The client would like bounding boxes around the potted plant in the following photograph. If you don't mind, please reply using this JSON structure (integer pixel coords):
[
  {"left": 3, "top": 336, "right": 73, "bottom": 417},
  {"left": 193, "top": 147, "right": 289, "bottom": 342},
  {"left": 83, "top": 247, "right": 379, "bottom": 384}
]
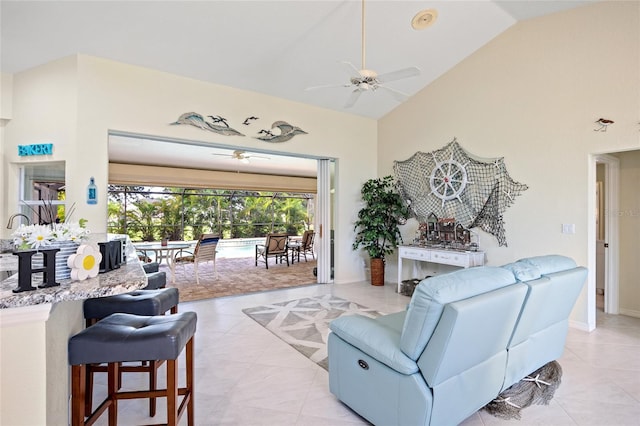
[{"left": 353, "top": 175, "right": 409, "bottom": 286}]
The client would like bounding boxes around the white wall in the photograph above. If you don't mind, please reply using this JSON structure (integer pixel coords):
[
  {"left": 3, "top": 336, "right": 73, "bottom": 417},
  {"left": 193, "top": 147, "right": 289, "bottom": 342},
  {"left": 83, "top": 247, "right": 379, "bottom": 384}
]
[
  {"left": 3, "top": 55, "right": 377, "bottom": 283},
  {"left": 616, "top": 150, "right": 640, "bottom": 317},
  {"left": 378, "top": 1, "right": 640, "bottom": 328},
  {"left": 1, "top": 72, "right": 15, "bottom": 226}
]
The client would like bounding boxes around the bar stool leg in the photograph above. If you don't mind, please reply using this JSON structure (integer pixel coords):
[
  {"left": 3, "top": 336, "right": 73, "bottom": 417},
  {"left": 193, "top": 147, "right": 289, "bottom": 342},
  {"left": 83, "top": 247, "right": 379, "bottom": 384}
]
[
  {"left": 167, "top": 359, "right": 178, "bottom": 426},
  {"left": 71, "top": 365, "right": 86, "bottom": 426},
  {"left": 149, "top": 360, "right": 158, "bottom": 417},
  {"left": 84, "top": 364, "right": 93, "bottom": 416},
  {"left": 108, "top": 363, "right": 118, "bottom": 426},
  {"left": 187, "top": 337, "right": 195, "bottom": 426}
]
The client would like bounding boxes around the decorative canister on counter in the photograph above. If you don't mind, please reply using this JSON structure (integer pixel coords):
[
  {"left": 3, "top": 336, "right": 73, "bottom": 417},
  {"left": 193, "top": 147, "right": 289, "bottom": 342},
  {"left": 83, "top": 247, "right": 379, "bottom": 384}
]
[{"left": 52, "top": 241, "right": 81, "bottom": 281}]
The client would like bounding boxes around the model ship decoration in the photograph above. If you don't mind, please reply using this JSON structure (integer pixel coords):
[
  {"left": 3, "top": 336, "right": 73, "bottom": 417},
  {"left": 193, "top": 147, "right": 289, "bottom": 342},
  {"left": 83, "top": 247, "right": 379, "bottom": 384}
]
[
  {"left": 414, "top": 216, "right": 478, "bottom": 251},
  {"left": 394, "top": 138, "right": 528, "bottom": 247},
  {"left": 170, "top": 112, "right": 245, "bottom": 136},
  {"left": 254, "top": 121, "right": 307, "bottom": 143}
]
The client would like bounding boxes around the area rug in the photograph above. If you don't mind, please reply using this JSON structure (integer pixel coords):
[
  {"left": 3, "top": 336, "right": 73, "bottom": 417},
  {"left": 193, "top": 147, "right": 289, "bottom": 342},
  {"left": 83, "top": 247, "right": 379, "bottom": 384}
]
[
  {"left": 243, "top": 295, "right": 383, "bottom": 370},
  {"left": 166, "top": 256, "right": 318, "bottom": 302}
]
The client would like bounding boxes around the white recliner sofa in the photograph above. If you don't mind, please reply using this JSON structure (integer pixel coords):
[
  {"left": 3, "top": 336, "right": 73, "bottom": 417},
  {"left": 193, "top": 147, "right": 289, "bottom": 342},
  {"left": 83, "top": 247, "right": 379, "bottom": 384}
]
[{"left": 328, "top": 255, "right": 586, "bottom": 426}]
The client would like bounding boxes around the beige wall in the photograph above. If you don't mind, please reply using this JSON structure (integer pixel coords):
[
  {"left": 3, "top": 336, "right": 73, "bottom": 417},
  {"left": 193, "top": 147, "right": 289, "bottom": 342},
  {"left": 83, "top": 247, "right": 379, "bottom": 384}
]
[
  {"left": 616, "top": 150, "right": 640, "bottom": 317},
  {"left": 379, "top": 1, "right": 640, "bottom": 328},
  {"left": 2, "top": 1, "right": 638, "bottom": 324},
  {"left": 3, "top": 55, "right": 377, "bottom": 283}
]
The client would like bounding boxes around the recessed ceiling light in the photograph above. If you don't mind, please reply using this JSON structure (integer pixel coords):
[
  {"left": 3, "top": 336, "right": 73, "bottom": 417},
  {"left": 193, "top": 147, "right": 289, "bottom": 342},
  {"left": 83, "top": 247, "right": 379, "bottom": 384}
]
[{"left": 411, "top": 8, "right": 438, "bottom": 30}]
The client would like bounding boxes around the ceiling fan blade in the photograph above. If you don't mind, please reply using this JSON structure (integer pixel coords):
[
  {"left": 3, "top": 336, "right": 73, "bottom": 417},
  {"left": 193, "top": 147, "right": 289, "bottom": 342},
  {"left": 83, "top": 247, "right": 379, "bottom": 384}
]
[
  {"left": 247, "top": 155, "right": 270, "bottom": 161},
  {"left": 376, "top": 66, "right": 420, "bottom": 83},
  {"left": 211, "top": 153, "right": 232, "bottom": 158},
  {"left": 344, "top": 89, "right": 363, "bottom": 108},
  {"left": 304, "top": 83, "right": 351, "bottom": 91},
  {"left": 341, "top": 61, "right": 363, "bottom": 78},
  {"left": 377, "top": 85, "right": 410, "bottom": 103}
]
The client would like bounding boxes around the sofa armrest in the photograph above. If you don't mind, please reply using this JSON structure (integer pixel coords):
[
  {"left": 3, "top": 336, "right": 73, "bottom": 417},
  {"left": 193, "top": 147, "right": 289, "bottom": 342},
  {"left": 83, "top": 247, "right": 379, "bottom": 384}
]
[{"left": 330, "top": 315, "right": 418, "bottom": 375}]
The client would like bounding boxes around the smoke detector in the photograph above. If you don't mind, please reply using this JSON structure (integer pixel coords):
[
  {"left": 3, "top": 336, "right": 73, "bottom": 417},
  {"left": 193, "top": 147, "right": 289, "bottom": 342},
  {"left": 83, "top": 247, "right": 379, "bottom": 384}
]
[{"left": 411, "top": 8, "right": 438, "bottom": 30}]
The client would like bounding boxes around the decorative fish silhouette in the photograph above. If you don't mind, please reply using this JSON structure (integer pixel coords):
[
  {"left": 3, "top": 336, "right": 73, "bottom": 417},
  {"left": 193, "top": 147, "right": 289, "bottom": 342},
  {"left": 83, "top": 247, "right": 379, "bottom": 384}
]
[
  {"left": 170, "top": 112, "right": 245, "bottom": 136},
  {"left": 254, "top": 121, "right": 307, "bottom": 143}
]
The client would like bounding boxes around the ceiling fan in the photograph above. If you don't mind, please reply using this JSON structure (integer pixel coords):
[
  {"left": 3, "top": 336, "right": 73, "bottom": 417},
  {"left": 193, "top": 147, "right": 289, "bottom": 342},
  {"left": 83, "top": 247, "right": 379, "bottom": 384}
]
[
  {"left": 305, "top": 0, "right": 421, "bottom": 108},
  {"left": 211, "top": 150, "right": 270, "bottom": 164}
]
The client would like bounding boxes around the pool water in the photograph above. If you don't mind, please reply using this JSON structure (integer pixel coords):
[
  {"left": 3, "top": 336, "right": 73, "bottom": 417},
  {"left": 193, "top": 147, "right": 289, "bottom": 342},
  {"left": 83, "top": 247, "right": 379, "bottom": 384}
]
[{"left": 216, "top": 238, "right": 265, "bottom": 259}]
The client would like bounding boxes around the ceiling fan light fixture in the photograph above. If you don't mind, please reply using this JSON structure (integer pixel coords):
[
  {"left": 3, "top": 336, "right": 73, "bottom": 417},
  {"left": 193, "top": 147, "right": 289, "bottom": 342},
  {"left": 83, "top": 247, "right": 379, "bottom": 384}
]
[
  {"left": 411, "top": 8, "right": 438, "bottom": 30},
  {"left": 360, "top": 69, "right": 377, "bottom": 78}
]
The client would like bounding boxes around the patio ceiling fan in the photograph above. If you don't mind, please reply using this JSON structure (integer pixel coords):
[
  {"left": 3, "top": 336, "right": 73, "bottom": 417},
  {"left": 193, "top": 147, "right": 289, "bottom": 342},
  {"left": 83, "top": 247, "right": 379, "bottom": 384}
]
[
  {"left": 211, "top": 150, "right": 270, "bottom": 164},
  {"left": 305, "top": 0, "right": 421, "bottom": 108}
]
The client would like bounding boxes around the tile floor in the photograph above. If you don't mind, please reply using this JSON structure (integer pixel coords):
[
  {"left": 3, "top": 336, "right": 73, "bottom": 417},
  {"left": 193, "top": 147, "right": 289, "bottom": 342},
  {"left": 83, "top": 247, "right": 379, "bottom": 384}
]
[{"left": 93, "top": 282, "right": 640, "bottom": 425}]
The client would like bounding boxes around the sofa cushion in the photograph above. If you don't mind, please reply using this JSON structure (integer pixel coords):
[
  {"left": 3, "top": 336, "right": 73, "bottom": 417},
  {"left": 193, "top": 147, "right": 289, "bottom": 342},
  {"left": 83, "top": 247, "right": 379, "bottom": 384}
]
[
  {"left": 501, "top": 261, "right": 541, "bottom": 281},
  {"left": 330, "top": 313, "right": 418, "bottom": 375},
  {"left": 518, "top": 255, "right": 577, "bottom": 275},
  {"left": 400, "top": 266, "right": 517, "bottom": 360}
]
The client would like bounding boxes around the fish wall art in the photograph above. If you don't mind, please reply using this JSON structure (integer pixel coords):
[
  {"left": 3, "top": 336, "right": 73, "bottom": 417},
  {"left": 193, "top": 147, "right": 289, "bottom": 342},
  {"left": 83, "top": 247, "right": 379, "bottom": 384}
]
[{"left": 170, "top": 113, "right": 308, "bottom": 143}]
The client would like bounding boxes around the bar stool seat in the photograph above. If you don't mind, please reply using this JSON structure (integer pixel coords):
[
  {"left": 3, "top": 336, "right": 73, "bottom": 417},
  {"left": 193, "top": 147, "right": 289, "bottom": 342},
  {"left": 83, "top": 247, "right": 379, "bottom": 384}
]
[
  {"left": 84, "top": 288, "right": 179, "bottom": 321},
  {"left": 83, "top": 288, "right": 180, "bottom": 418},
  {"left": 69, "top": 312, "right": 197, "bottom": 426}
]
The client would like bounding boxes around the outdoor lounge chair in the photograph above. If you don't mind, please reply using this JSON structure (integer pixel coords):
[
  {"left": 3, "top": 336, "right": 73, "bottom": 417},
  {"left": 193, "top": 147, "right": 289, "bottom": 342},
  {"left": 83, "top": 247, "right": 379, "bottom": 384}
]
[
  {"left": 290, "top": 230, "right": 315, "bottom": 263},
  {"left": 255, "top": 233, "right": 289, "bottom": 269},
  {"left": 175, "top": 233, "right": 219, "bottom": 284}
]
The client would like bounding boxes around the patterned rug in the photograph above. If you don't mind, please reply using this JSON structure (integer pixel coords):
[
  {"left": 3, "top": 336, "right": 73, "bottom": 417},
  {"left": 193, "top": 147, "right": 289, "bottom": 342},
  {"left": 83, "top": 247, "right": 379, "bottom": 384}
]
[
  {"left": 243, "top": 295, "right": 383, "bottom": 370},
  {"left": 165, "top": 256, "right": 318, "bottom": 302}
]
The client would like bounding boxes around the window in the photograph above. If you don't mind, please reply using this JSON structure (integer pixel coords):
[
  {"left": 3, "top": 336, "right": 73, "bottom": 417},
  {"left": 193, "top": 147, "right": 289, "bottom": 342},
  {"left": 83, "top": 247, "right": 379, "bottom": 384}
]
[{"left": 18, "top": 162, "right": 67, "bottom": 224}]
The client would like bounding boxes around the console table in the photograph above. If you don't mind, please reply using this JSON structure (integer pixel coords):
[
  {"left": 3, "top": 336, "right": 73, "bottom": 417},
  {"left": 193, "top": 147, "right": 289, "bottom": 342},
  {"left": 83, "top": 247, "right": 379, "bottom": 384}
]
[{"left": 397, "top": 245, "right": 485, "bottom": 293}]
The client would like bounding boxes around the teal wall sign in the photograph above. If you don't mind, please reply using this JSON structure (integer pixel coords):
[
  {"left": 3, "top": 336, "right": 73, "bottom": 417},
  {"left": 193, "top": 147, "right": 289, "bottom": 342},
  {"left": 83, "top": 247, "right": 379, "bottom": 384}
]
[{"left": 18, "top": 143, "right": 53, "bottom": 156}]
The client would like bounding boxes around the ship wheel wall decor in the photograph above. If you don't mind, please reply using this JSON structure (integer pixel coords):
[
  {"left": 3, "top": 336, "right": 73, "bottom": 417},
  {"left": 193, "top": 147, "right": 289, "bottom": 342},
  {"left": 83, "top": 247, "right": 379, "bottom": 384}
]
[{"left": 393, "top": 139, "right": 528, "bottom": 246}]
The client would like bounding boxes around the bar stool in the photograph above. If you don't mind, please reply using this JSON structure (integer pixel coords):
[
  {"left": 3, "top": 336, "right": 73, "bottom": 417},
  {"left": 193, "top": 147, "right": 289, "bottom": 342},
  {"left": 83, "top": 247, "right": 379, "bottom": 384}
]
[
  {"left": 69, "top": 311, "right": 197, "bottom": 426},
  {"left": 83, "top": 288, "right": 180, "bottom": 417},
  {"left": 143, "top": 262, "right": 167, "bottom": 290}
]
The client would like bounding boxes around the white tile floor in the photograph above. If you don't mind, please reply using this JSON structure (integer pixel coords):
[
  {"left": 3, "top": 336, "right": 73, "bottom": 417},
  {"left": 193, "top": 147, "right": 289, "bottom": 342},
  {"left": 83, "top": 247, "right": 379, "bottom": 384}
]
[{"left": 93, "top": 282, "right": 640, "bottom": 425}]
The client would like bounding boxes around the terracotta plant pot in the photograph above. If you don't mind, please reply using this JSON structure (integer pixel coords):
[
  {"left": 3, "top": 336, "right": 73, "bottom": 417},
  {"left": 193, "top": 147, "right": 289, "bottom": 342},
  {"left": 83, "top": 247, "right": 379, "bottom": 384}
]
[{"left": 370, "top": 258, "right": 385, "bottom": 286}]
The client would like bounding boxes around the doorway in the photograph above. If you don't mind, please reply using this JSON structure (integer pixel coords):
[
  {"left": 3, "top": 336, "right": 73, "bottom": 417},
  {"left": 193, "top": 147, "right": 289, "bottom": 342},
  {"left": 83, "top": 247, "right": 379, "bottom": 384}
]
[
  {"left": 107, "top": 131, "right": 335, "bottom": 284},
  {"left": 588, "top": 154, "right": 620, "bottom": 328}
]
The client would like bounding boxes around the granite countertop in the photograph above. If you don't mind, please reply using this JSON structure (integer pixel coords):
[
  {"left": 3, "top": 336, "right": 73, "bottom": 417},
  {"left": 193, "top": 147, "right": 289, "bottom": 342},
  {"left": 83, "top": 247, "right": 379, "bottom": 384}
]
[{"left": 0, "top": 233, "right": 147, "bottom": 309}]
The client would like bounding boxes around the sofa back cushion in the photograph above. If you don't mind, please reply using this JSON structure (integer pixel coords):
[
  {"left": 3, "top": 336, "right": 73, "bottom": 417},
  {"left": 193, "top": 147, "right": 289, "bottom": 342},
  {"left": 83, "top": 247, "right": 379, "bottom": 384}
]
[
  {"left": 417, "top": 283, "right": 528, "bottom": 426},
  {"left": 400, "top": 266, "right": 516, "bottom": 360},
  {"left": 518, "top": 254, "right": 577, "bottom": 275}
]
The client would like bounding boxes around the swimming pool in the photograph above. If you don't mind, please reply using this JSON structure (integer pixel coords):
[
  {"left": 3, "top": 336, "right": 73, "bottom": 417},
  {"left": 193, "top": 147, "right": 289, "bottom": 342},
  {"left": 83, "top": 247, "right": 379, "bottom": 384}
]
[{"left": 216, "top": 237, "right": 266, "bottom": 259}]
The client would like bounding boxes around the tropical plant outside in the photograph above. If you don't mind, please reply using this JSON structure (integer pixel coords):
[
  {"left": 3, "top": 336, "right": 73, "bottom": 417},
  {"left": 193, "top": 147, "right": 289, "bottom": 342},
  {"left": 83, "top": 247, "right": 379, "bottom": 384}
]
[{"left": 107, "top": 185, "right": 314, "bottom": 242}]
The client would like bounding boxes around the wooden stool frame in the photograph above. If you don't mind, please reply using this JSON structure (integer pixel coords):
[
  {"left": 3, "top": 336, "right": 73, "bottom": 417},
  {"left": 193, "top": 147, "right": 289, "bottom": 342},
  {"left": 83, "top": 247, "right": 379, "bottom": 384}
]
[
  {"left": 84, "top": 305, "right": 178, "bottom": 417},
  {"left": 71, "top": 333, "right": 194, "bottom": 426}
]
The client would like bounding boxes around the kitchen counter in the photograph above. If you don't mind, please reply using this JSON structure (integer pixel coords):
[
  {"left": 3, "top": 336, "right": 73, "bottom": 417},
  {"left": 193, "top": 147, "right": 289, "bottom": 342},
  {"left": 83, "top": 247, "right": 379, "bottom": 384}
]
[
  {"left": 0, "top": 233, "right": 146, "bottom": 309},
  {"left": 0, "top": 253, "right": 146, "bottom": 309},
  {"left": 0, "top": 234, "right": 148, "bottom": 425}
]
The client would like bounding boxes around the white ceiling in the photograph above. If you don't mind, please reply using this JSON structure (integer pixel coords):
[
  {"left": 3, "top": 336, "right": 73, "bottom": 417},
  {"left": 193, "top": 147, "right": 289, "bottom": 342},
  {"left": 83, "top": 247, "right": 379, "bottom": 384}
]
[
  {"left": 1, "top": 0, "right": 596, "bottom": 177},
  {"left": 109, "top": 134, "right": 319, "bottom": 177}
]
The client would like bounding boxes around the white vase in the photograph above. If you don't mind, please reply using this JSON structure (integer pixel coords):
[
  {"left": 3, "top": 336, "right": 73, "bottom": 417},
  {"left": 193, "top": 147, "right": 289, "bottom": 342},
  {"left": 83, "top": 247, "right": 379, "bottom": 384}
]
[{"left": 52, "top": 241, "right": 80, "bottom": 281}]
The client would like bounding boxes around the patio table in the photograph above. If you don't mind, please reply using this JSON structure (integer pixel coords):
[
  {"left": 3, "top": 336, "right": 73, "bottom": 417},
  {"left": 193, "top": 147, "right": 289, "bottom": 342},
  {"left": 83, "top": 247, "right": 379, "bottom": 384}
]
[{"left": 133, "top": 242, "right": 191, "bottom": 283}]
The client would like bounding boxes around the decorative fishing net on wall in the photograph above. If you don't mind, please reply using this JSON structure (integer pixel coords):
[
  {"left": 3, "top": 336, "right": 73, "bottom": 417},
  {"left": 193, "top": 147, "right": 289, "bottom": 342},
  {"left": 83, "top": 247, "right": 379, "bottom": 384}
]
[{"left": 393, "top": 139, "right": 528, "bottom": 246}]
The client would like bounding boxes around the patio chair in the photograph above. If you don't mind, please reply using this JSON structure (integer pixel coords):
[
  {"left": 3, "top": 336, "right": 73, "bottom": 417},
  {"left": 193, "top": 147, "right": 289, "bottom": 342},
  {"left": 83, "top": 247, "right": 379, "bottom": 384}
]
[
  {"left": 290, "top": 230, "right": 315, "bottom": 263},
  {"left": 175, "top": 234, "right": 219, "bottom": 284},
  {"left": 255, "top": 233, "right": 290, "bottom": 269}
]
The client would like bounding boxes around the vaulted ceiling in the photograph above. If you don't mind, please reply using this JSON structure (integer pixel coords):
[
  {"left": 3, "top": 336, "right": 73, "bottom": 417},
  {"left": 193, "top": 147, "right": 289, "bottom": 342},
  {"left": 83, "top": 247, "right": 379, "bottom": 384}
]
[
  {"left": 1, "top": 1, "right": 596, "bottom": 177},
  {"left": 1, "top": 1, "right": 596, "bottom": 119}
]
